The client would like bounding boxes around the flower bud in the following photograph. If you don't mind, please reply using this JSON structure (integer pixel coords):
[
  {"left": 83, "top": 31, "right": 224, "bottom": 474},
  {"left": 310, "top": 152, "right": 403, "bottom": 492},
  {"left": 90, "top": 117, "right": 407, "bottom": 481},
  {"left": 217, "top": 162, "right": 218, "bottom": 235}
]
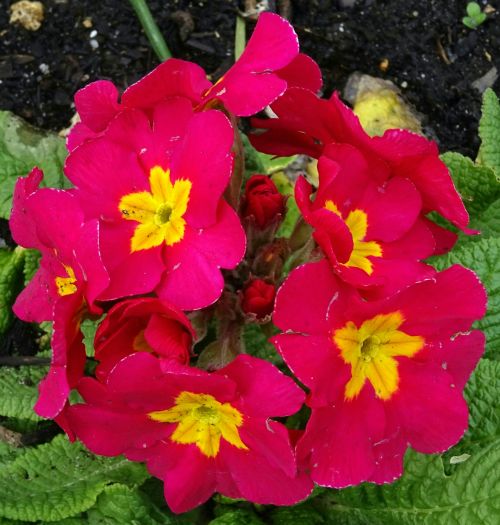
[
  {"left": 94, "top": 298, "right": 194, "bottom": 380},
  {"left": 242, "top": 175, "right": 286, "bottom": 229},
  {"left": 241, "top": 279, "right": 276, "bottom": 319}
]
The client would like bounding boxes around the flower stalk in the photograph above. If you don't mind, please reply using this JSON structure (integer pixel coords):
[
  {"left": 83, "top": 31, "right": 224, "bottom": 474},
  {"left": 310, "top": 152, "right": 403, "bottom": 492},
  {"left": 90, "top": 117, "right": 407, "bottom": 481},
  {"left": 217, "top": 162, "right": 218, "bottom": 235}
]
[{"left": 128, "top": 0, "right": 172, "bottom": 61}]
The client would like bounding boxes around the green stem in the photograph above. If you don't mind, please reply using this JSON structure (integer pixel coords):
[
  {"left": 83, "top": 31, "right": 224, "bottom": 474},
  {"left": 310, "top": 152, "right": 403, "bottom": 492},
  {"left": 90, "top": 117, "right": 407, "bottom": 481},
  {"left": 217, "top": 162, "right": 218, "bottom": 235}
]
[
  {"left": 128, "top": 0, "right": 172, "bottom": 61},
  {"left": 234, "top": 15, "right": 246, "bottom": 61}
]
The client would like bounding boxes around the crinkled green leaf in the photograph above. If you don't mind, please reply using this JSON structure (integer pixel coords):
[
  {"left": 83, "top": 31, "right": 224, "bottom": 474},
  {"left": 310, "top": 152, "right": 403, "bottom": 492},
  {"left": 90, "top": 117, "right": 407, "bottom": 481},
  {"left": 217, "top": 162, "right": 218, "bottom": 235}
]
[
  {"left": 479, "top": 88, "right": 500, "bottom": 175},
  {"left": 23, "top": 249, "right": 41, "bottom": 286},
  {"left": 209, "top": 508, "right": 265, "bottom": 525},
  {"left": 0, "top": 246, "right": 25, "bottom": 336},
  {"left": 432, "top": 237, "right": 499, "bottom": 358},
  {"left": 243, "top": 324, "right": 282, "bottom": 366},
  {"left": 441, "top": 152, "right": 500, "bottom": 216},
  {"left": 0, "top": 111, "right": 69, "bottom": 220},
  {"left": 469, "top": 198, "right": 500, "bottom": 239},
  {"left": 0, "top": 363, "right": 46, "bottom": 421},
  {"left": 268, "top": 501, "right": 325, "bottom": 524},
  {"left": 320, "top": 439, "right": 500, "bottom": 525},
  {"left": 0, "top": 435, "right": 148, "bottom": 522},
  {"left": 444, "top": 359, "right": 500, "bottom": 470},
  {"left": 87, "top": 484, "right": 176, "bottom": 525}
]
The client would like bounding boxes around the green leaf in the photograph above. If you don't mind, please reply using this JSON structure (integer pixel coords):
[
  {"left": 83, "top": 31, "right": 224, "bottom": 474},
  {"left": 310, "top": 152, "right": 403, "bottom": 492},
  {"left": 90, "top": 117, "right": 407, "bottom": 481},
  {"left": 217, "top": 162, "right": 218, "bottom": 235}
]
[
  {"left": 321, "top": 439, "right": 500, "bottom": 525},
  {"left": 444, "top": 359, "right": 500, "bottom": 469},
  {"left": 259, "top": 153, "right": 298, "bottom": 174},
  {"left": 432, "top": 237, "right": 499, "bottom": 358},
  {"left": 0, "top": 363, "right": 47, "bottom": 421},
  {"left": 209, "top": 508, "right": 265, "bottom": 525},
  {"left": 268, "top": 501, "right": 325, "bottom": 525},
  {"left": 23, "top": 249, "right": 41, "bottom": 286},
  {"left": 242, "top": 132, "right": 297, "bottom": 179},
  {"left": 0, "top": 435, "right": 148, "bottom": 522},
  {"left": 87, "top": 484, "right": 177, "bottom": 525},
  {"left": 469, "top": 198, "right": 500, "bottom": 239},
  {"left": 242, "top": 133, "right": 266, "bottom": 184},
  {"left": 0, "top": 246, "right": 26, "bottom": 336},
  {"left": 479, "top": 89, "right": 500, "bottom": 175},
  {"left": 0, "top": 111, "right": 69, "bottom": 220},
  {"left": 440, "top": 152, "right": 500, "bottom": 217},
  {"left": 243, "top": 324, "right": 282, "bottom": 366},
  {"left": 81, "top": 317, "right": 102, "bottom": 358},
  {"left": 277, "top": 195, "right": 300, "bottom": 239},
  {"left": 467, "top": 2, "right": 482, "bottom": 17}
]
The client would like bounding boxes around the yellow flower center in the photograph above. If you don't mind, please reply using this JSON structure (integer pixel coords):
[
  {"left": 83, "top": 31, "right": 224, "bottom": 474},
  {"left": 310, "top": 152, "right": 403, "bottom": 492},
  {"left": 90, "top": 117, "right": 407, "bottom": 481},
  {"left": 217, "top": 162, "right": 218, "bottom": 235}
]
[
  {"left": 333, "top": 311, "right": 424, "bottom": 401},
  {"left": 148, "top": 392, "right": 248, "bottom": 458},
  {"left": 119, "top": 166, "right": 192, "bottom": 252},
  {"left": 55, "top": 264, "right": 78, "bottom": 297},
  {"left": 324, "top": 200, "right": 382, "bottom": 274}
]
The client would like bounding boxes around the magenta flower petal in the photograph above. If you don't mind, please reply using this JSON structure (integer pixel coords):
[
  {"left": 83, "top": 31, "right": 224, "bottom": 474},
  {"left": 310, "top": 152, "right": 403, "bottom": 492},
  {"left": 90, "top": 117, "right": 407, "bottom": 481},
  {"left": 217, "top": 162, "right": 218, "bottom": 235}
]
[
  {"left": 65, "top": 140, "right": 148, "bottom": 220},
  {"left": 223, "top": 420, "right": 313, "bottom": 505},
  {"left": 9, "top": 167, "right": 44, "bottom": 249},
  {"left": 372, "top": 129, "right": 470, "bottom": 231},
  {"left": 433, "top": 331, "right": 485, "bottom": 390},
  {"left": 66, "top": 405, "right": 170, "bottom": 456},
  {"left": 170, "top": 110, "right": 234, "bottom": 228},
  {"left": 389, "top": 360, "right": 469, "bottom": 454},
  {"left": 66, "top": 122, "right": 97, "bottom": 152},
  {"left": 158, "top": 202, "right": 245, "bottom": 310},
  {"left": 152, "top": 98, "right": 195, "bottom": 149},
  {"left": 121, "top": 58, "right": 210, "bottom": 110},
  {"left": 74, "top": 80, "right": 120, "bottom": 133},
  {"left": 97, "top": 222, "right": 164, "bottom": 300},
  {"left": 157, "top": 230, "right": 225, "bottom": 311},
  {"left": 392, "top": 265, "right": 487, "bottom": 338},
  {"left": 217, "top": 354, "right": 304, "bottom": 418},
  {"left": 73, "top": 220, "right": 110, "bottom": 312},
  {"left": 273, "top": 259, "right": 345, "bottom": 335},
  {"left": 13, "top": 258, "right": 58, "bottom": 323},
  {"left": 297, "top": 389, "right": 386, "bottom": 488},
  {"left": 203, "top": 12, "right": 299, "bottom": 116},
  {"left": 160, "top": 442, "right": 217, "bottom": 514},
  {"left": 276, "top": 53, "right": 323, "bottom": 93},
  {"left": 273, "top": 333, "right": 350, "bottom": 408},
  {"left": 367, "top": 424, "right": 407, "bottom": 484},
  {"left": 35, "top": 293, "right": 86, "bottom": 419}
]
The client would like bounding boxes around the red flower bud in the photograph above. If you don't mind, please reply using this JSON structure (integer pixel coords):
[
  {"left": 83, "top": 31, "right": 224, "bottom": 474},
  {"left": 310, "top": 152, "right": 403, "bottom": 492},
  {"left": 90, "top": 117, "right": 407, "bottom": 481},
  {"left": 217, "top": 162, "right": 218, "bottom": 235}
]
[
  {"left": 241, "top": 279, "right": 276, "bottom": 319},
  {"left": 242, "top": 175, "right": 285, "bottom": 229},
  {"left": 94, "top": 298, "right": 194, "bottom": 381}
]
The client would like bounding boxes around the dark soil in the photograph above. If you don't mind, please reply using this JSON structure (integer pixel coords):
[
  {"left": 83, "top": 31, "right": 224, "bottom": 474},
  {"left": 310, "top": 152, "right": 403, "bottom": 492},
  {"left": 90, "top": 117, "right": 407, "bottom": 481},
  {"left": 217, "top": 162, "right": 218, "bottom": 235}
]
[{"left": 1, "top": 0, "right": 499, "bottom": 157}]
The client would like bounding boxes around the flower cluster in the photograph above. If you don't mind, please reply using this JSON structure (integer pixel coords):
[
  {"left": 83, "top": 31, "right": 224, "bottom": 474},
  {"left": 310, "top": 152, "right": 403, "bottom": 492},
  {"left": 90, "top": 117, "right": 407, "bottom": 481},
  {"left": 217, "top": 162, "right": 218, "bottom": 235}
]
[{"left": 10, "top": 12, "right": 486, "bottom": 514}]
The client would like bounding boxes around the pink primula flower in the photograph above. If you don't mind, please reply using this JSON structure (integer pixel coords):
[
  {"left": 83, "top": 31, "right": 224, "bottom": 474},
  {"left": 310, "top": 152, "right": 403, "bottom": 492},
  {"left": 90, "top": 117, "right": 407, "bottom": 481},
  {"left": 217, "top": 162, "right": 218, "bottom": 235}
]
[
  {"left": 65, "top": 104, "right": 245, "bottom": 310},
  {"left": 272, "top": 259, "right": 486, "bottom": 488},
  {"left": 9, "top": 168, "right": 109, "bottom": 419},
  {"left": 68, "top": 13, "right": 321, "bottom": 150},
  {"left": 251, "top": 88, "right": 472, "bottom": 241},
  {"left": 94, "top": 297, "right": 194, "bottom": 381},
  {"left": 63, "top": 352, "right": 313, "bottom": 513},
  {"left": 296, "top": 143, "right": 437, "bottom": 296}
]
